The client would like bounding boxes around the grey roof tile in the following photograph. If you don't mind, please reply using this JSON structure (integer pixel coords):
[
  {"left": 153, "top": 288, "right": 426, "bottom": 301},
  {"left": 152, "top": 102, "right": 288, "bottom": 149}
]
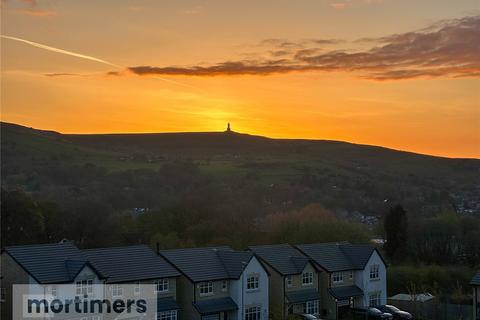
[
  {"left": 296, "top": 242, "right": 382, "bottom": 272},
  {"left": 248, "top": 244, "right": 310, "bottom": 276},
  {"left": 4, "top": 241, "right": 99, "bottom": 284},
  {"left": 159, "top": 247, "right": 253, "bottom": 282},
  {"left": 83, "top": 245, "right": 180, "bottom": 283}
]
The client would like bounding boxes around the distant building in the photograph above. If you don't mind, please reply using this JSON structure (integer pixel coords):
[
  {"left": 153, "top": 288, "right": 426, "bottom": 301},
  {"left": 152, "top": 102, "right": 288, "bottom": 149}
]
[{"left": 472, "top": 272, "right": 480, "bottom": 320}]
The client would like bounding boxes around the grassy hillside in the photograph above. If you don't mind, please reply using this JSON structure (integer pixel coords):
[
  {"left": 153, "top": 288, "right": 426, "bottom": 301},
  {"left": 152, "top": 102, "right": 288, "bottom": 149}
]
[{"left": 1, "top": 121, "right": 479, "bottom": 220}]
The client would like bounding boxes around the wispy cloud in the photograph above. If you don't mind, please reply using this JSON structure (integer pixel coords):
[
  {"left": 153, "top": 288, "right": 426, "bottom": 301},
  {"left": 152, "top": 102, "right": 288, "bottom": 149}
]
[
  {"left": 20, "top": 8, "right": 56, "bottom": 17},
  {"left": 120, "top": 16, "right": 480, "bottom": 81},
  {"left": 1, "top": 35, "right": 121, "bottom": 67},
  {"left": 329, "top": 0, "right": 385, "bottom": 10}
]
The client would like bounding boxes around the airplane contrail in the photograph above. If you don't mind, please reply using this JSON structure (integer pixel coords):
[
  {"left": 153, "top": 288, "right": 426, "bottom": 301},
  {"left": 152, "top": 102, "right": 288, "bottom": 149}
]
[
  {"left": 1, "top": 34, "right": 201, "bottom": 91},
  {"left": 1, "top": 35, "right": 122, "bottom": 68}
]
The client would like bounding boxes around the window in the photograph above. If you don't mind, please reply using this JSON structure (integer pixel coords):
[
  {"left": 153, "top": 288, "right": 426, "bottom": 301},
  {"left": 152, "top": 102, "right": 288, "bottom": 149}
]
[
  {"left": 157, "top": 310, "right": 177, "bottom": 320},
  {"left": 332, "top": 272, "right": 343, "bottom": 283},
  {"left": 0, "top": 288, "right": 6, "bottom": 302},
  {"left": 134, "top": 282, "right": 140, "bottom": 295},
  {"left": 369, "top": 292, "right": 381, "bottom": 306},
  {"left": 50, "top": 286, "right": 57, "bottom": 297},
  {"left": 370, "top": 265, "right": 380, "bottom": 280},
  {"left": 76, "top": 279, "right": 93, "bottom": 296},
  {"left": 247, "top": 274, "right": 259, "bottom": 291},
  {"left": 245, "top": 305, "right": 261, "bottom": 320},
  {"left": 302, "top": 272, "right": 313, "bottom": 286},
  {"left": 286, "top": 276, "right": 293, "bottom": 288},
  {"left": 222, "top": 280, "right": 228, "bottom": 292},
  {"left": 349, "top": 271, "right": 354, "bottom": 280},
  {"left": 156, "top": 279, "right": 169, "bottom": 293},
  {"left": 199, "top": 282, "right": 213, "bottom": 296},
  {"left": 304, "top": 300, "right": 319, "bottom": 315},
  {"left": 111, "top": 284, "right": 123, "bottom": 297}
]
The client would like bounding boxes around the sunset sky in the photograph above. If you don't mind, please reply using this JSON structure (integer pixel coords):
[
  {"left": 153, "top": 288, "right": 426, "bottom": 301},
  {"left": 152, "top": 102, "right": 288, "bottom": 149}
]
[{"left": 1, "top": 0, "right": 479, "bottom": 158}]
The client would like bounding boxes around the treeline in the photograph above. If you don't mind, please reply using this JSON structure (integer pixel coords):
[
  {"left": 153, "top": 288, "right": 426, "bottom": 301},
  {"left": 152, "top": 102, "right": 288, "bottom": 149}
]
[
  {"left": 0, "top": 190, "right": 371, "bottom": 250},
  {"left": 383, "top": 205, "right": 480, "bottom": 267}
]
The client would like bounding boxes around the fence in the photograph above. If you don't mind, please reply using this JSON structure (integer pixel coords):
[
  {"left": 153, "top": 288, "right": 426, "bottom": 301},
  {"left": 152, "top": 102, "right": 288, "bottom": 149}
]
[{"left": 388, "top": 299, "right": 473, "bottom": 320}]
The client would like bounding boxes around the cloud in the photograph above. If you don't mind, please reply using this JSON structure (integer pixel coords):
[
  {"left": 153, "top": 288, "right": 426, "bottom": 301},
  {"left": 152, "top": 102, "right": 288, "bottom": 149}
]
[
  {"left": 21, "top": 8, "right": 56, "bottom": 17},
  {"left": 329, "top": 0, "right": 385, "bottom": 10},
  {"left": 122, "top": 16, "right": 480, "bottom": 81}
]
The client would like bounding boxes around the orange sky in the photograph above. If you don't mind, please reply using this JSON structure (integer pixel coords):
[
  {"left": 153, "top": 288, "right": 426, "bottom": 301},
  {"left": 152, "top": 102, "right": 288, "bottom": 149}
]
[{"left": 1, "top": 0, "right": 479, "bottom": 158}]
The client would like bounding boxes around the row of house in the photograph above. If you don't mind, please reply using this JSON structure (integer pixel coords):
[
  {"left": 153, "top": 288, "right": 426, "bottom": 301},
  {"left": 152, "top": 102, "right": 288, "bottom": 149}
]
[{"left": 0, "top": 240, "right": 387, "bottom": 320}]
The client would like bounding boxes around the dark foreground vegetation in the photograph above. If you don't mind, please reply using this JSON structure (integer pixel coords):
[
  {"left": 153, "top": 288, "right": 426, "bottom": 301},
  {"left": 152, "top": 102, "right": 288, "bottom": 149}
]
[{"left": 1, "top": 122, "right": 479, "bottom": 302}]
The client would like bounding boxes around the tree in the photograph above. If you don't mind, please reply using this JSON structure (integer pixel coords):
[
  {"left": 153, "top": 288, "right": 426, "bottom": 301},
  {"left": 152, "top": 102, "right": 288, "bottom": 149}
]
[{"left": 384, "top": 204, "right": 408, "bottom": 260}]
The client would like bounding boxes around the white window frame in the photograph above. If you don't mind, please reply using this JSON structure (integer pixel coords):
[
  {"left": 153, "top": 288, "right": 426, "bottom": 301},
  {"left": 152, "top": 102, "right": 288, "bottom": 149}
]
[
  {"left": 286, "top": 276, "right": 293, "bottom": 288},
  {"left": 302, "top": 272, "right": 314, "bottom": 286},
  {"left": 111, "top": 284, "right": 123, "bottom": 297},
  {"left": 222, "top": 280, "right": 228, "bottom": 292},
  {"left": 50, "top": 285, "right": 57, "bottom": 297},
  {"left": 332, "top": 272, "right": 343, "bottom": 283},
  {"left": 155, "top": 279, "right": 169, "bottom": 293},
  {"left": 247, "top": 274, "right": 259, "bottom": 291},
  {"left": 370, "top": 265, "right": 380, "bottom": 280},
  {"left": 157, "top": 310, "right": 178, "bottom": 320},
  {"left": 199, "top": 281, "right": 214, "bottom": 296},
  {"left": 349, "top": 271, "right": 354, "bottom": 280},
  {"left": 76, "top": 279, "right": 93, "bottom": 296},
  {"left": 134, "top": 282, "right": 141, "bottom": 295},
  {"left": 245, "top": 305, "right": 261, "bottom": 320},
  {"left": 369, "top": 292, "right": 381, "bottom": 306},
  {"left": 304, "top": 300, "right": 319, "bottom": 314}
]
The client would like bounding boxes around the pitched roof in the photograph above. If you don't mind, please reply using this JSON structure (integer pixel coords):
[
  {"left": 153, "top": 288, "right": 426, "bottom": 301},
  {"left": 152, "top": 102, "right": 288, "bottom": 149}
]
[
  {"left": 295, "top": 242, "right": 384, "bottom": 272},
  {"left": 3, "top": 241, "right": 102, "bottom": 284},
  {"left": 159, "top": 246, "right": 253, "bottom": 282},
  {"left": 83, "top": 245, "right": 180, "bottom": 283},
  {"left": 248, "top": 244, "right": 311, "bottom": 276},
  {"left": 471, "top": 272, "right": 480, "bottom": 286}
]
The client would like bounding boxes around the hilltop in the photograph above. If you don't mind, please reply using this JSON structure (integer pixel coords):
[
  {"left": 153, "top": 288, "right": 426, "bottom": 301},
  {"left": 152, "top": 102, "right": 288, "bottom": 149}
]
[{"left": 1, "top": 121, "right": 479, "bottom": 220}]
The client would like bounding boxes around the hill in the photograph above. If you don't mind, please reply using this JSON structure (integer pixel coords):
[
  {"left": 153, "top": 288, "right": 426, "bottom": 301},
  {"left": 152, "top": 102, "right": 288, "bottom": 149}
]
[{"left": 1, "top": 121, "right": 479, "bottom": 221}]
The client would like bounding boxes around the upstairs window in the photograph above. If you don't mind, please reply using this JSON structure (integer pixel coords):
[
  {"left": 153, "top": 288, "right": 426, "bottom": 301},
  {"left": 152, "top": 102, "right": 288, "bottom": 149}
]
[
  {"left": 76, "top": 279, "right": 93, "bottom": 296},
  {"left": 286, "top": 276, "right": 293, "bottom": 288},
  {"left": 199, "top": 282, "right": 214, "bottom": 296},
  {"left": 155, "top": 279, "right": 169, "bottom": 293},
  {"left": 134, "top": 282, "right": 141, "bottom": 295},
  {"left": 332, "top": 272, "right": 343, "bottom": 283},
  {"left": 222, "top": 280, "right": 228, "bottom": 292},
  {"left": 370, "top": 265, "right": 380, "bottom": 280},
  {"left": 247, "top": 274, "right": 259, "bottom": 290},
  {"left": 111, "top": 284, "right": 123, "bottom": 297},
  {"left": 349, "top": 271, "right": 354, "bottom": 280},
  {"left": 302, "top": 272, "right": 314, "bottom": 286}
]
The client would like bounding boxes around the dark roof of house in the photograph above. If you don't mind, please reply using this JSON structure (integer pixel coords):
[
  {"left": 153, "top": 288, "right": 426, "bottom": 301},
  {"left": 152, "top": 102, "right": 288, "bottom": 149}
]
[
  {"left": 248, "top": 244, "right": 311, "bottom": 276},
  {"left": 84, "top": 245, "right": 180, "bottom": 283},
  {"left": 159, "top": 247, "right": 254, "bottom": 282},
  {"left": 193, "top": 297, "right": 238, "bottom": 314},
  {"left": 471, "top": 272, "right": 480, "bottom": 286},
  {"left": 328, "top": 285, "right": 364, "bottom": 300},
  {"left": 296, "top": 242, "right": 385, "bottom": 272},
  {"left": 285, "top": 289, "right": 321, "bottom": 304},
  {"left": 3, "top": 241, "right": 103, "bottom": 284}
]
